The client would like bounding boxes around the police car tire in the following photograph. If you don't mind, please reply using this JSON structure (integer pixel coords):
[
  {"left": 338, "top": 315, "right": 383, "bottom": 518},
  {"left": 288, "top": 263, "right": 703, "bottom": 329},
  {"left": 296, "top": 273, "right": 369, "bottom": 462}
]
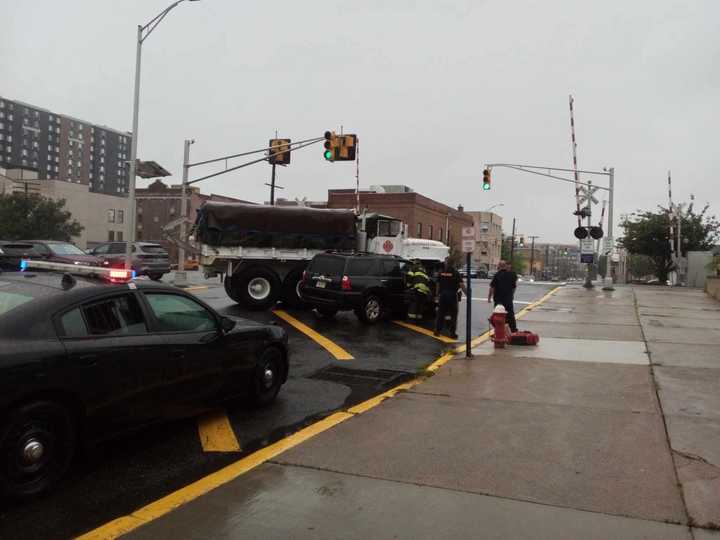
[
  {"left": 249, "top": 347, "right": 284, "bottom": 407},
  {"left": 0, "top": 401, "right": 76, "bottom": 500}
]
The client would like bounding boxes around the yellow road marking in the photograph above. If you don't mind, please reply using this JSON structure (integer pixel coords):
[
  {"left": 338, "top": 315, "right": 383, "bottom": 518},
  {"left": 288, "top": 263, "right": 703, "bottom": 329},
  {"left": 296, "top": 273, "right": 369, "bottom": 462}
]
[
  {"left": 273, "top": 310, "right": 354, "bottom": 360},
  {"left": 392, "top": 320, "right": 457, "bottom": 343},
  {"left": 77, "top": 412, "right": 354, "bottom": 540},
  {"left": 79, "top": 288, "right": 563, "bottom": 539},
  {"left": 197, "top": 410, "right": 241, "bottom": 452}
]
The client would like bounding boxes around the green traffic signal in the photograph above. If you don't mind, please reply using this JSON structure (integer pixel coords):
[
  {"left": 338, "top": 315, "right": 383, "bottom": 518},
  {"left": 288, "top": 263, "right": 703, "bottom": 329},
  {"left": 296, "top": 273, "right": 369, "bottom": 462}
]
[
  {"left": 324, "top": 150, "right": 333, "bottom": 160},
  {"left": 482, "top": 182, "right": 491, "bottom": 191}
]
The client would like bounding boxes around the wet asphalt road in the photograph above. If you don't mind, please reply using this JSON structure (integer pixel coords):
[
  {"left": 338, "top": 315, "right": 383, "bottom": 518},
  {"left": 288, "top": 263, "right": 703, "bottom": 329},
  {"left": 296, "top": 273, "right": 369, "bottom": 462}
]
[{"left": 0, "top": 277, "right": 556, "bottom": 540}]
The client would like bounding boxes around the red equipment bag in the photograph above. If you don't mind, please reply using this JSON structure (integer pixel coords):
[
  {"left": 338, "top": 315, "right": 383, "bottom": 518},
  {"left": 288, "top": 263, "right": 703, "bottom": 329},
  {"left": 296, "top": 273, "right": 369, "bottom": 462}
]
[{"left": 509, "top": 331, "right": 540, "bottom": 346}]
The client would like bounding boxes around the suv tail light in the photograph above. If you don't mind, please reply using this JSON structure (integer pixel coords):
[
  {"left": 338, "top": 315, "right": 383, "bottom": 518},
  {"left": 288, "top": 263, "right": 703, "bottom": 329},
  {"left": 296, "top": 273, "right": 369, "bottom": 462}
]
[{"left": 341, "top": 275, "right": 352, "bottom": 290}]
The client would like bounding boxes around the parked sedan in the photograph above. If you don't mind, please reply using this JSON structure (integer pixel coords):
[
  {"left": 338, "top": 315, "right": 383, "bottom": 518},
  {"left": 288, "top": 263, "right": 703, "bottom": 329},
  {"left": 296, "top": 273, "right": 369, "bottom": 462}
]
[{"left": 0, "top": 268, "right": 288, "bottom": 500}]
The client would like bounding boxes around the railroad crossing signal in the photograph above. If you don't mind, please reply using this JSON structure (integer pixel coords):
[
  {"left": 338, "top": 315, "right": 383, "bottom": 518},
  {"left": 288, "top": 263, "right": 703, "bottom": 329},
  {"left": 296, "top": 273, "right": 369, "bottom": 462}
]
[
  {"left": 268, "top": 138, "right": 291, "bottom": 165},
  {"left": 578, "top": 185, "right": 599, "bottom": 205},
  {"left": 323, "top": 131, "right": 357, "bottom": 162},
  {"left": 482, "top": 168, "right": 491, "bottom": 191}
]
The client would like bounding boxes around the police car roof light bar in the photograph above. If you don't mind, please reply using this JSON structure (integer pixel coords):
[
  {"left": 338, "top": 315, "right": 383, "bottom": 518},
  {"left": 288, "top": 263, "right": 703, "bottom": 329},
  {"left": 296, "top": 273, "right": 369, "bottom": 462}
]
[{"left": 20, "top": 259, "right": 136, "bottom": 283}]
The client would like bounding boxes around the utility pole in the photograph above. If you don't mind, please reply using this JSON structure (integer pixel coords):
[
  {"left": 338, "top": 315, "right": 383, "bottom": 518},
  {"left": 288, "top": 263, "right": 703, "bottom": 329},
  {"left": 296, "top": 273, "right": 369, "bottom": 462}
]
[
  {"left": 509, "top": 218, "right": 517, "bottom": 266},
  {"left": 528, "top": 236, "right": 539, "bottom": 278},
  {"left": 544, "top": 244, "right": 549, "bottom": 279},
  {"left": 269, "top": 162, "right": 277, "bottom": 205},
  {"left": 602, "top": 167, "right": 615, "bottom": 290},
  {"left": 583, "top": 180, "right": 594, "bottom": 289}
]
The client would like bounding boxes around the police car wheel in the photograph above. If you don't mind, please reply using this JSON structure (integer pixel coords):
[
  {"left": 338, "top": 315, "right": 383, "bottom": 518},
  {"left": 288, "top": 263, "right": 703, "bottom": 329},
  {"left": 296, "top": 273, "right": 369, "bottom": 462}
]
[
  {"left": 250, "top": 347, "right": 284, "bottom": 407},
  {"left": 0, "top": 401, "right": 76, "bottom": 500}
]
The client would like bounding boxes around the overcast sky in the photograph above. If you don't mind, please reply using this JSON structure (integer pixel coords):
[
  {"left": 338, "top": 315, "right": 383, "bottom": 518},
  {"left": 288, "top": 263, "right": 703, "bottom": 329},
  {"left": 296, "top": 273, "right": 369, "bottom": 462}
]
[{"left": 3, "top": 0, "right": 718, "bottom": 242}]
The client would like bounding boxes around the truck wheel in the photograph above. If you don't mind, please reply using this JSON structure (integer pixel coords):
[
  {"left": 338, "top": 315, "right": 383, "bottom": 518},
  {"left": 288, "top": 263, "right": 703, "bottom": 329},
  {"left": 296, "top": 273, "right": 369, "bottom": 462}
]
[
  {"left": 0, "top": 401, "right": 76, "bottom": 500},
  {"left": 281, "top": 269, "right": 307, "bottom": 309},
  {"left": 357, "top": 294, "right": 383, "bottom": 324},
  {"left": 237, "top": 267, "right": 281, "bottom": 311},
  {"left": 224, "top": 274, "right": 243, "bottom": 304}
]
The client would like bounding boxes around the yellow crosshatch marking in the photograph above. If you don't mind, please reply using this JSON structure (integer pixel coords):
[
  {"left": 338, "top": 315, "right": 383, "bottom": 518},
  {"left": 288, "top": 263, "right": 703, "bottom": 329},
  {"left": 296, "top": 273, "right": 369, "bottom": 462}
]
[
  {"left": 392, "top": 320, "right": 457, "bottom": 343},
  {"left": 197, "top": 410, "right": 241, "bottom": 452},
  {"left": 273, "top": 310, "right": 354, "bottom": 360},
  {"left": 77, "top": 288, "right": 563, "bottom": 540}
]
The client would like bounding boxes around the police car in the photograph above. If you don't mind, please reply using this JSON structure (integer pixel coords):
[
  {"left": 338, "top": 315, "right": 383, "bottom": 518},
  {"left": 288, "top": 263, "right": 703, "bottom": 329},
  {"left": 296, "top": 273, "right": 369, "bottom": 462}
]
[{"left": 0, "top": 260, "right": 288, "bottom": 500}]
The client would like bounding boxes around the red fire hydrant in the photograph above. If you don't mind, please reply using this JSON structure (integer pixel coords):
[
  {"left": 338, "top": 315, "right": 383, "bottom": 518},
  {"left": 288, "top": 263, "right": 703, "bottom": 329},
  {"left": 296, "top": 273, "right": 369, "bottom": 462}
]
[{"left": 489, "top": 307, "right": 509, "bottom": 349}]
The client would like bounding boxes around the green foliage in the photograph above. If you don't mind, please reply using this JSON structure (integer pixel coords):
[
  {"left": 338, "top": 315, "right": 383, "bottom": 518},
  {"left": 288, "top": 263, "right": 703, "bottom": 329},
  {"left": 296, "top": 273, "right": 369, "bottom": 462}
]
[
  {"left": 500, "top": 238, "right": 526, "bottom": 274},
  {"left": 626, "top": 254, "right": 655, "bottom": 279},
  {"left": 619, "top": 202, "right": 719, "bottom": 282},
  {"left": 0, "top": 193, "right": 83, "bottom": 241}
]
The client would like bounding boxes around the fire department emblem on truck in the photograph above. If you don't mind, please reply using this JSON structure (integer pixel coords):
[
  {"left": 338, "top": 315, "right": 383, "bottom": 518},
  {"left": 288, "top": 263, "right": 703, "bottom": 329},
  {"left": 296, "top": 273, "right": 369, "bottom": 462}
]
[{"left": 383, "top": 240, "right": 394, "bottom": 253}]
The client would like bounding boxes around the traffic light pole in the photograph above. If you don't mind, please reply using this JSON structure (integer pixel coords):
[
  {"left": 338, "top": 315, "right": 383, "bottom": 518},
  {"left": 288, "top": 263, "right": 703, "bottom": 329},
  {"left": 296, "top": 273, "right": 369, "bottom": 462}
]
[
  {"left": 269, "top": 163, "right": 277, "bottom": 205},
  {"left": 466, "top": 251, "right": 472, "bottom": 358}
]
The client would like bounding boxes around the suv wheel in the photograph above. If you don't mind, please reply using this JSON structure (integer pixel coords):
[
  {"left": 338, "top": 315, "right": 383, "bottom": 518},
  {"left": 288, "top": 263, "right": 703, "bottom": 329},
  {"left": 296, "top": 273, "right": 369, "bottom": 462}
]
[
  {"left": 357, "top": 294, "right": 383, "bottom": 324},
  {"left": 281, "top": 269, "right": 307, "bottom": 309},
  {"left": 0, "top": 401, "right": 76, "bottom": 500}
]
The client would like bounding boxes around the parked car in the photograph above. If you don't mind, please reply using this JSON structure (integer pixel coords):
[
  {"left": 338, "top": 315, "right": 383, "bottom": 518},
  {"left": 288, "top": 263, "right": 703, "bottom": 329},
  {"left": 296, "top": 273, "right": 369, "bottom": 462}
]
[
  {"left": 458, "top": 266, "right": 479, "bottom": 279},
  {"left": 0, "top": 263, "right": 288, "bottom": 500},
  {"left": 300, "top": 253, "right": 410, "bottom": 324},
  {"left": 89, "top": 241, "right": 171, "bottom": 281},
  {"left": 0, "top": 241, "right": 39, "bottom": 271},
  {"left": 19, "top": 240, "right": 101, "bottom": 267}
]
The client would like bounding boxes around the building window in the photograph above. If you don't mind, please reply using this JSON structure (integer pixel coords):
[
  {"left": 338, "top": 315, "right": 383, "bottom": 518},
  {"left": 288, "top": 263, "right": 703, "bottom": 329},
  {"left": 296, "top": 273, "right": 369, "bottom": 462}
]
[
  {"left": 439, "top": 227, "right": 443, "bottom": 241},
  {"left": 108, "top": 209, "right": 115, "bottom": 223},
  {"left": 116, "top": 231, "right": 123, "bottom": 241},
  {"left": 117, "top": 210, "right": 124, "bottom": 224},
  {"left": 416, "top": 223, "right": 422, "bottom": 238},
  {"left": 429, "top": 225, "right": 434, "bottom": 239},
  {"left": 108, "top": 231, "right": 115, "bottom": 241}
]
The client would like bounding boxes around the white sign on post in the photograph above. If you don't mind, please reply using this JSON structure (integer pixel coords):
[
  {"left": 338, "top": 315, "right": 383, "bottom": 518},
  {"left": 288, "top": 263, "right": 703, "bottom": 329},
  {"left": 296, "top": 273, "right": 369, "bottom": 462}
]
[
  {"left": 462, "top": 227, "right": 475, "bottom": 239},
  {"left": 580, "top": 239, "right": 595, "bottom": 254},
  {"left": 462, "top": 239, "right": 475, "bottom": 253}
]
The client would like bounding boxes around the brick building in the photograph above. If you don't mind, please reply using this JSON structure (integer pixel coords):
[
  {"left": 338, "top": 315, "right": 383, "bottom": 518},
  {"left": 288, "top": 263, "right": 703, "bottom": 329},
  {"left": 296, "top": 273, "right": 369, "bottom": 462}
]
[
  {"left": 326, "top": 185, "right": 473, "bottom": 256},
  {"left": 135, "top": 180, "right": 249, "bottom": 261}
]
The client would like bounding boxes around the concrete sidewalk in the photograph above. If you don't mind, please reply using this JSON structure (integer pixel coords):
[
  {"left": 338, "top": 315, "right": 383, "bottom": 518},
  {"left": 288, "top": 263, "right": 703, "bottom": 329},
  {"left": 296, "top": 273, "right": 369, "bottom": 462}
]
[{"left": 127, "top": 285, "right": 719, "bottom": 540}]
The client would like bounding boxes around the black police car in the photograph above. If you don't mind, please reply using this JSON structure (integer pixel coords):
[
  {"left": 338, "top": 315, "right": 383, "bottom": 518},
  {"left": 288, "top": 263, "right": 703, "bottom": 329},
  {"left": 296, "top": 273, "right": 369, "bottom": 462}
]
[
  {"left": 300, "top": 253, "right": 409, "bottom": 323},
  {"left": 0, "top": 262, "right": 288, "bottom": 500}
]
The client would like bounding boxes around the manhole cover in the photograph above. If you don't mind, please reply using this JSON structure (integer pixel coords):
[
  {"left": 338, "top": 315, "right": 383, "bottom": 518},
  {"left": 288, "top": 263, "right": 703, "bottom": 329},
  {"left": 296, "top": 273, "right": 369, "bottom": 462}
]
[{"left": 311, "top": 366, "right": 413, "bottom": 389}]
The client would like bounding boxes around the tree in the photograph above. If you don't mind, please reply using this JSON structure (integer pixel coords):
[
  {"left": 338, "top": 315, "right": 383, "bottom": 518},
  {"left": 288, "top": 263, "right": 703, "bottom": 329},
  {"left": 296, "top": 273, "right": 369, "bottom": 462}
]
[
  {"left": 619, "top": 202, "right": 719, "bottom": 282},
  {"left": 626, "top": 254, "right": 655, "bottom": 279},
  {"left": 0, "top": 193, "right": 83, "bottom": 241},
  {"left": 500, "top": 238, "right": 527, "bottom": 274}
]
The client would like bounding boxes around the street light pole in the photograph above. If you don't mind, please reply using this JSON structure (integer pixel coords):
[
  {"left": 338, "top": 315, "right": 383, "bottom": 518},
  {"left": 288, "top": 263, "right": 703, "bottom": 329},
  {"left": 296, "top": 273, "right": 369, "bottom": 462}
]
[
  {"left": 124, "top": 0, "right": 198, "bottom": 271},
  {"left": 177, "top": 138, "right": 193, "bottom": 275}
]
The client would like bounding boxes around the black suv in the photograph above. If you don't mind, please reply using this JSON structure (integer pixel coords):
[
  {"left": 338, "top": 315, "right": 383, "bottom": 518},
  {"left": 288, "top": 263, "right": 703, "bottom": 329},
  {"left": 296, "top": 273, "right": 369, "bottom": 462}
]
[{"left": 300, "top": 253, "right": 409, "bottom": 324}]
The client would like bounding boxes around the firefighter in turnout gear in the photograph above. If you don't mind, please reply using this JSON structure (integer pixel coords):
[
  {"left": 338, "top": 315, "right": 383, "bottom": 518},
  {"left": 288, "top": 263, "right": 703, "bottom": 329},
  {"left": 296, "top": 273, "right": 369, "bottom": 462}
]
[{"left": 406, "top": 260, "right": 432, "bottom": 320}]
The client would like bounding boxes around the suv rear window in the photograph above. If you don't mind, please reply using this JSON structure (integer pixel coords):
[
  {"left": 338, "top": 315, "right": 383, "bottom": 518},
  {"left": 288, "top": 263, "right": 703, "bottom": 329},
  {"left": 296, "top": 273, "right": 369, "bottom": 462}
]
[
  {"left": 139, "top": 244, "right": 168, "bottom": 255},
  {"left": 346, "top": 258, "right": 377, "bottom": 275},
  {"left": 309, "top": 255, "right": 346, "bottom": 276}
]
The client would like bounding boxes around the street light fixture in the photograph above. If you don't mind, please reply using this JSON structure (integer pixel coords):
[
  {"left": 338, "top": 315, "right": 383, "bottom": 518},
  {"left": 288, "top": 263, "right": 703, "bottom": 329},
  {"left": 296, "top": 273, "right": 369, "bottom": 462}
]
[{"left": 124, "top": 0, "right": 200, "bottom": 270}]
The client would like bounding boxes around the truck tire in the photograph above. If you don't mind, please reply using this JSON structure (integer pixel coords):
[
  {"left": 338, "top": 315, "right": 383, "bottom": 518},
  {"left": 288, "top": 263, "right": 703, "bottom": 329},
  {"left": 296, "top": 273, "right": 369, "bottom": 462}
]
[
  {"left": 281, "top": 269, "right": 307, "bottom": 309},
  {"left": 224, "top": 274, "right": 243, "bottom": 304},
  {"left": 236, "top": 267, "right": 281, "bottom": 311}
]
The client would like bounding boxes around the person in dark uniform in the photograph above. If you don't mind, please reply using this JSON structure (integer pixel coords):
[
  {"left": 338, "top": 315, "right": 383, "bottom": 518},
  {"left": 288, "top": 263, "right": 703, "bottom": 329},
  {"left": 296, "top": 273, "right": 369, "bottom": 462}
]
[
  {"left": 434, "top": 259, "right": 467, "bottom": 339},
  {"left": 487, "top": 260, "right": 518, "bottom": 332}
]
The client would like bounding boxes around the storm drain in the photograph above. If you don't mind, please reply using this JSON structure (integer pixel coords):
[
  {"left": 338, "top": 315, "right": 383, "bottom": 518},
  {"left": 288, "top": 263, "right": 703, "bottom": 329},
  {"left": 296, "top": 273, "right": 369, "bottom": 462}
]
[{"left": 311, "top": 366, "right": 414, "bottom": 390}]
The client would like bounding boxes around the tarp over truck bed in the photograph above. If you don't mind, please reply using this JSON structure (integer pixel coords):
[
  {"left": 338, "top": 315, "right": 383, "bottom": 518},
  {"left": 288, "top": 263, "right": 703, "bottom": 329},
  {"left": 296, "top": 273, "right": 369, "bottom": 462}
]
[{"left": 196, "top": 202, "right": 357, "bottom": 250}]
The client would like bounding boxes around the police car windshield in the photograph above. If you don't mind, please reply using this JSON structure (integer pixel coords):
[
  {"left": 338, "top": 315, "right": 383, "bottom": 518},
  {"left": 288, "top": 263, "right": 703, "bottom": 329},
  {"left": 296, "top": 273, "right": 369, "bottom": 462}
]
[
  {"left": 0, "top": 283, "right": 35, "bottom": 316},
  {"left": 49, "top": 243, "right": 87, "bottom": 256}
]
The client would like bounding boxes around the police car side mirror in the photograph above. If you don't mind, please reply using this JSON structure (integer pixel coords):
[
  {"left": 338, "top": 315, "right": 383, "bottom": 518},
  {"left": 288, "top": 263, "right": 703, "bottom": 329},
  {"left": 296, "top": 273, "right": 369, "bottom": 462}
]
[{"left": 220, "top": 316, "right": 236, "bottom": 333}]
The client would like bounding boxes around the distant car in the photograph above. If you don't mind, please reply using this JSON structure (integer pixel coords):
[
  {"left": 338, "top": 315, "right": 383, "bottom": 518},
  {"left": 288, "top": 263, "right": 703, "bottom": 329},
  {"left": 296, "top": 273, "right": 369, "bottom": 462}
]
[
  {"left": 0, "top": 241, "right": 39, "bottom": 271},
  {"left": 20, "top": 240, "right": 101, "bottom": 267},
  {"left": 300, "top": 253, "right": 410, "bottom": 324},
  {"left": 89, "top": 241, "right": 171, "bottom": 281},
  {"left": 459, "top": 267, "right": 480, "bottom": 279},
  {"left": 0, "top": 264, "right": 288, "bottom": 500}
]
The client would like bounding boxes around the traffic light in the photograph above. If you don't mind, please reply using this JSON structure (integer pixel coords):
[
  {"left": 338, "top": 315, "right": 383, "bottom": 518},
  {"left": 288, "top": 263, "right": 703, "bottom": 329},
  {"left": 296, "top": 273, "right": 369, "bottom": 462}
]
[
  {"left": 324, "top": 131, "right": 338, "bottom": 161},
  {"left": 324, "top": 131, "right": 357, "bottom": 162},
  {"left": 482, "top": 168, "right": 491, "bottom": 191},
  {"left": 338, "top": 134, "right": 357, "bottom": 161},
  {"left": 268, "top": 138, "right": 291, "bottom": 165}
]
